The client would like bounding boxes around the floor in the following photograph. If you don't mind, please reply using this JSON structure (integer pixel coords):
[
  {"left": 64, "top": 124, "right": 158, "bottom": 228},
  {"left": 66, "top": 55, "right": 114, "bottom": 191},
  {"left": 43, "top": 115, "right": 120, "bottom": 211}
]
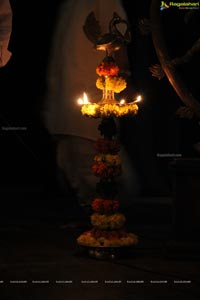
[{"left": 0, "top": 187, "right": 200, "bottom": 300}]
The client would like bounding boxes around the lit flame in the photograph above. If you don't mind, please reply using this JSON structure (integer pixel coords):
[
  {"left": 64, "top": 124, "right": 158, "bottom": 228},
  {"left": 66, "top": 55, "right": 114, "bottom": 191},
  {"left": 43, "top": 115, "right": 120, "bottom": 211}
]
[
  {"left": 77, "top": 92, "right": 90, "bottom": 105},
  {"left": 129, "top": 94, "right": 142, "bottom": 104},
  {"left": 119, "top": 99, "right": 126, "bottom": 105},
  {"left": 77, "top": 98, "right": 83, "bottom": 105},
  {"left": 134, "top": 95, "right": 142, "bottom": 103},
  {"left": 83, "top": 92, "right": 89, "bottom": 104}
]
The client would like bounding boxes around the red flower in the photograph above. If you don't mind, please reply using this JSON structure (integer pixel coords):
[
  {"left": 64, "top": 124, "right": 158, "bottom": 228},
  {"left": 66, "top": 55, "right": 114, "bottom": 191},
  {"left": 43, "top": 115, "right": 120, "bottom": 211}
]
[
  {"left": 92, "top": 163, "right": 122, "bottom": 179},
  {"left": 96, "top": 62, "right": 119, "bottom": 77},
  {"left": 92, "top": 198, "right": 120, "bottom": 213},
  {"left": 92, "top": 198, "right": 104, "bottom": 212}
]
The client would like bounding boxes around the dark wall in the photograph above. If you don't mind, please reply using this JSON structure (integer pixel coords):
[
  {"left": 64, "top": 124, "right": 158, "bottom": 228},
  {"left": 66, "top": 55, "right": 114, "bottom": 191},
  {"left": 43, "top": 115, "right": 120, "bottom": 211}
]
[
  {"left": 0, "top": 0, "right": 62, "bottom": 188},
  {"left": 121, "top": 1, "right": 200, "bottom": 195},
  {"left": 0, "top": 0, "right": 199, "bottom": 198}
]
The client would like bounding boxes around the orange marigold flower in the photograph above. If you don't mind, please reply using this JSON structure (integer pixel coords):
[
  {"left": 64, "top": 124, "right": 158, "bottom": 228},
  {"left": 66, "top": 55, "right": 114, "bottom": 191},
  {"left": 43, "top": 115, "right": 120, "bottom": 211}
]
[
  {"left": 92, "top": 163, "right": 122, "bottom": 179},
  {"left": 96, "top": 62, "right": 119, "bottom": 77}
]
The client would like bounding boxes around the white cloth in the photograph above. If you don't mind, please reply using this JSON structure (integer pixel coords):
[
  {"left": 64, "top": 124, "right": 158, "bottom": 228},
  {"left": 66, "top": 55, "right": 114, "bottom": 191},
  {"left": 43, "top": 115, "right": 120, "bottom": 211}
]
[{"left": 0, "top": 0, "right": 12, "bottom": 67}]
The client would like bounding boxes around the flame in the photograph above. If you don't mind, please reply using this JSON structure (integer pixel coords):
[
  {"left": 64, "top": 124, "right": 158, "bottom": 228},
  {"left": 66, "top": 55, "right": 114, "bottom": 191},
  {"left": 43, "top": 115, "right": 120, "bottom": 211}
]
[
  {"left": 128, "top": 94, "right": 142, "bottom": 105},
  {"left": 77, "top": 98, "right": 83, "bottom": 105},
  {"left": 77, "top": 92, "right": 90, "bottom": 105},
  {"left": 83, "top": 92, "right": 89, "bottom": 104},
  {"left": 135, "top": 95, "right": 142, "bottom": 103},
  {"left": 119, "top": 99, "right": 126, "bottom": 105}
]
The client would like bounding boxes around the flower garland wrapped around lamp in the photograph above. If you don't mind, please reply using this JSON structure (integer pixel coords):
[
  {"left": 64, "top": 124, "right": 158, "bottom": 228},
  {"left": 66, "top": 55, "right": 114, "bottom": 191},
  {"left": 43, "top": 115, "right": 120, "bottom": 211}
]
[
  {"left": 76, "top": 12, "right": 140, "bottom": 259},
  {"left": 80, "top": 55, "right": 139, "bottom": 118}
]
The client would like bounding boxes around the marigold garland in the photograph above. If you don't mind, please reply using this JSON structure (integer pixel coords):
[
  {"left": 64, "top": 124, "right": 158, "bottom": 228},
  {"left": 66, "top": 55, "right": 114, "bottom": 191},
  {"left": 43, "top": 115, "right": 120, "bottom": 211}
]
[
  {"left": 81, "top": 103, "right": 138, "bottom": 118},
  {"left": 91, "top": 213, "right": 126, "bottom": 230},
  {"left": 91, "top": 228, "right": 127, "bottom": 239},
  {"left": 77, "top": 229, "right": 138, "bottom": 247},
  {"left": 77, "top": 50, "right": 139, "bottom": 251},
  {"left": 92, "top": 198, "right": 119, "bottom": 213},
  {"left": 96, "top": 61, "right": 119, "bottom": 77},
  {"left": 92, "top": 163, "right": 122, "bottom": 179},
  {"left": 94, "top": 154, "right": 121, "bottom": 165},
  {"left": 94, "top": 138, "right": 120, "bottom": 154},
  {"left": 96, "top": 76, "right": 126, "bottom": 93}
]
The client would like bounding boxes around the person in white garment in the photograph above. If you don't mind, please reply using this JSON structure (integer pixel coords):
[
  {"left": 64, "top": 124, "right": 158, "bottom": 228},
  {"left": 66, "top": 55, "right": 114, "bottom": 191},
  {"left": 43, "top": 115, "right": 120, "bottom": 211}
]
[
  {"left": 0, "top": 0, "right": 12, "bottom": 67},
  {"left": 43, "top": 0, "right": 140, "bottom": 217}
]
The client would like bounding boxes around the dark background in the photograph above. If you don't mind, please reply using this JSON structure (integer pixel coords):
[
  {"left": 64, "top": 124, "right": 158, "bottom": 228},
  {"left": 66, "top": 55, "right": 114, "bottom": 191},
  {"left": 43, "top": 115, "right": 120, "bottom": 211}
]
[
  {"left": 0, "top": 4, "right": 200, "bottom": 297},
  {"left": 0, "top": 0, "right": 200, "bottom": 215}
]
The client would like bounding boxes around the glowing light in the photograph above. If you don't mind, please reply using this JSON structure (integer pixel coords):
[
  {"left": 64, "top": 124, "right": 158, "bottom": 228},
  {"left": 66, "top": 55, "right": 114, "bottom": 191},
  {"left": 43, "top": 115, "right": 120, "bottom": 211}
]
[
  {"left": 119, "top": 99, "right": 126, "bottom": 105},
  {"left": 77, "top": 92, "right": 90, "bottom": 105},
  {"left": 83, "top": 92, "right": 89, "bottom": 104},
  {"left": 77, "top": 98, "right": 83, "bottom": 105},
  {"left": 129, "top": 94, "right": 142, "bottom": 104},
  {"left": 135, "top": 95, "right": 142, "bottom": 103}
]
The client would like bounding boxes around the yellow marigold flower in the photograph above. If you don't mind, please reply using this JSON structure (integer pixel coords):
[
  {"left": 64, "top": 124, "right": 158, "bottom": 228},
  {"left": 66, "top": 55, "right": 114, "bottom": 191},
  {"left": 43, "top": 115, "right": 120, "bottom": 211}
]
[
  {"left": 94, "top": 154, "right": 121, "bottom": 165},
  {"left": 80, "top": 103, "right": 138, "bottom": 118},
  {"left": 106, "top": 154, "right": 121, "bottom": 165},
  {"left": 96, "top": 76, "right": 127, "bottom": 93},
  {"left": 96, "top": 77, "right": 105, "bottom": 90},
  {"left": 105, "top": 76, "right": 127, "bottom": 93},
  {"left": 91, "top": 213, "right": 126, "bottom": 230},
  {"left": 81, "top": 104, "right": 100, "bottom": 117}
]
